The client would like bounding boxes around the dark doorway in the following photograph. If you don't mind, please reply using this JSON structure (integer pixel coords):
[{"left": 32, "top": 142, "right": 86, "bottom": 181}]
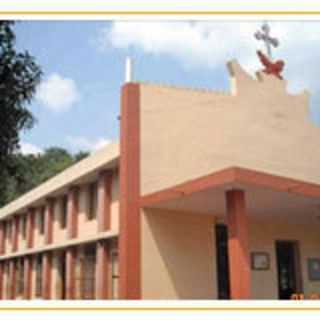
[
  {"left": 215, "top": 224, "right": 230, "bottom": 299},
  {"left": 35, "top": 254, "right": 42, "bottom": 298},
  {"left": 276, "top": 241, "right": 301, "bottom": 299}
]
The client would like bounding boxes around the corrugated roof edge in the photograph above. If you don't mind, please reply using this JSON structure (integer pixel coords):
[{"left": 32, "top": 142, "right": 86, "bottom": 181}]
[{"left": 0, "top": 142, "right": 120, "bottom": 220}]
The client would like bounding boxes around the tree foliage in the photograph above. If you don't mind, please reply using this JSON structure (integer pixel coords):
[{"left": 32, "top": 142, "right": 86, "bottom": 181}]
[
  {"left": 0, "top": 21, "right": 41, "bottom": 159},
  {"left": 0, "top": 22, "right": 90, "bottom": 207},
  {"left": 2, "top": 148, "right": 89, "bottom": 206},
  {"left": 0, "top": 21, "right": 42, "bottom": 206}
]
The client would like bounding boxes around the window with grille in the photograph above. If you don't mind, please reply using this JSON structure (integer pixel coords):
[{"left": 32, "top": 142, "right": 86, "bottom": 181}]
[
  {"left": 111, "top": 250, "right": 119, "bottom": 299},
  {"left": 35, "top": 255, "right": 42, "bottom": 298},
  {"left": 60, "top": 195, "right": 68, "bottom": 229},
  {"left": 80, "top": 244, "right": 96, "bottom": 299},
  {"left": 87, "top": 182, "right": 98, "bottom": 221}
]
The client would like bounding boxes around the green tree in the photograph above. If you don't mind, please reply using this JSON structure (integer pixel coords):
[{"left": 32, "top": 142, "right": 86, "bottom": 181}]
[
  {"left": 0, "top": 21, "right": 42, "bottom": 205},
  {"left": 2, "top": 148, "right": 89, "bottom": 205},
  {"left": 36, "top": 147, "right": 74, "bottom": 182},
  {"left": 74, "top": 151, "right": 89, "bottom": 162}
]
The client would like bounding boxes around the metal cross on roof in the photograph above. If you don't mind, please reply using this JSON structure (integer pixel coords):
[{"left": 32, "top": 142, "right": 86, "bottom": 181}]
[{"left": 254, "top": 22, "right": 279, "bottom": 60}]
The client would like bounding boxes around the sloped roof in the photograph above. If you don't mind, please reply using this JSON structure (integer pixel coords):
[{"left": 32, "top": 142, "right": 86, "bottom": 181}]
[{"left": 0, "top": 142, "right": 120, "bottom": 220}]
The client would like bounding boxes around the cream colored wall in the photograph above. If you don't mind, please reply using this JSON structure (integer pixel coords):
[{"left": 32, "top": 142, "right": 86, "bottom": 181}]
[
  {"left": 34, "top": 208, "right": 44, "bottom": 247},
  {"left": 142, "top": 208, "right": 320, "bottom": 299},
  {"left": 51, "top": 252, "right": 60, "bottom": 299},
  {"left": 5, "top": 221, "right": 12, "bottom": 254},
  {"left": 78, "top": 186, "right": 98, "bottom": 239},
  {"left": 139, "top": 62, "right": 319, "bottom": 195},
  {"left": 2, "top": 215, "right": 27, "bottom": 254},
  {"left": 141, "top": 208, "right": 216, "bottom": 299},
  {"left": 250, "top": 219, "right": 320, "bottom": 299},
  {"left": 53, "top": 199, "right": 67, "bottom": 245},
  {"left": 18, "top": 217, "right": 27, "bottom": 251},
  {"left": 50, "top": 172, "right": 119, "bottom": 246}
]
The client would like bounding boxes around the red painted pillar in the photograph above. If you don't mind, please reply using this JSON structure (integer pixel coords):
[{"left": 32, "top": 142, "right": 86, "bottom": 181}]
[
  {"left": 65, "top": 188, "right": 78, "bottom": 300},
  {"left": 12, "top": 216, "right": 19, "bottom": 252},
  {"left": 0, "top": 222, "right": 5, "bottom": 255},
  {"left": 0, "top": 262, "right": 3, "bottom": 299},
  {"left": 119, "top": 83, "right": 141, "bottom": 299},
  {"left": 97, "top": 171, "right": 112, "bottom": 232},
  {"left": 226, "top": 189, "right": 251, "bottom": 299},
  {"left": 26, "top": 208, "right": 35, "bottom": 249},
  {"left": 23, "top": 256, "right": 32, "bottom": 299},
  {"left": 42, "top": 253, "right": 52, "bottom": 299},
  {"left": 95, "top": 241, "right": 109, "bottom": 299},
  {"left": 67, "top": 187, "right": 78, "bottom": 239},
  {"left": 9, "top": 260, "right": 16, "bottom": 299},
  {"left": 44, "top": 199, "right": 54, "bottom": 245}
]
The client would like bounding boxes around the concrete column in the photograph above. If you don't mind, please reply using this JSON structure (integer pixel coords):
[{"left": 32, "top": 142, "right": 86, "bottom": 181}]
[
  {"left": 9, "top": 260, "right": 16, "bottom": 299},
  {"left": 66, "top": 247, "right": 76, "bottom": 299},
  {"left": 0, "top": 262, "right": 3, "bottom": 299},
  {"left": 12, "top": 216, "right": 19, "bottom": 252},
  {"left": 97, "top": 171, "right": 112, "bottom": 232},
  {"left": 226, "top": 189, "right": 251, "bottom": 299},
  {"left": 95, "top": 241, "right": 109, "bottom": 299},
  {"left": 0, "top": 222, "right": 5, "bottom": 255},
  {"left": 119, "top": 83, "right": 141, "bottom": 299},
  {"left": 23, "top": 256, "right": 33, "bottom": 299},
  {"left": 26, "top": 208, "right": 35, "bottom": 249},
  {"left": 67, "top": 187, "right": 79, "bottom": 239},
  {"left": 42, "top": 252, "right": 52, "bottom": 299},
  {"left": 44, "top": 199, "right": 54, "bottom": 245}
]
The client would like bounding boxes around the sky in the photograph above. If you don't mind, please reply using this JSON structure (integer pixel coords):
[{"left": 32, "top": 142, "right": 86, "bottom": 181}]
[{"left": 14, "top": 21, "right": 320, "bottom": 155}]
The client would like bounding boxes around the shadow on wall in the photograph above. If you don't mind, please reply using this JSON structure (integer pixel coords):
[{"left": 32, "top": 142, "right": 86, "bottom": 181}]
[{"left": 143, "top": 208, "right": 216, "bottom": 299}]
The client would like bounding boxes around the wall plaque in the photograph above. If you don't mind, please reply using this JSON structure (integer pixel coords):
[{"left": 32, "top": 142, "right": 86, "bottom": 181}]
[
  {"left": 308, "top": 258, "right": 320, "bottom": 281},
  {"left": 251, "top": 252, "right": 270, "bottom": 270}
]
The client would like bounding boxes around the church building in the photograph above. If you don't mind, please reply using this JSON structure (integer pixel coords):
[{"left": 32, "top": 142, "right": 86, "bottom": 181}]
[{"left": 0, "top": 33, "right": 320, "bottom": 300}]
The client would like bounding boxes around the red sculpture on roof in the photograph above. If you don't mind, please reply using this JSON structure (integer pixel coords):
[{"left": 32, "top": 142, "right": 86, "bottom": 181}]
[
  {"left": 254, "top": 22, "right": 285, "bottom": 80},
  {"left": 257, "top": 50, "right": 285, "bottom": 80}
]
